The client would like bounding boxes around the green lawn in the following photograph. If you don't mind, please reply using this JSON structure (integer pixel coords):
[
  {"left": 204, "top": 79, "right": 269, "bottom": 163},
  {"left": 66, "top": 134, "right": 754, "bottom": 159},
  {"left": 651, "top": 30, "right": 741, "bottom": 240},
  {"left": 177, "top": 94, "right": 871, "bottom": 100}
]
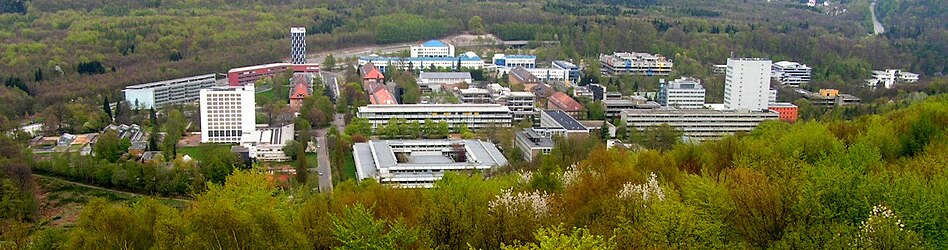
[
  {"left": 255, "top": 89, "right": 274, "bottom": 104},
  {"left": 178, "top": 144, "right": 232, "bottom": 162},
  {"left": 343, "top": 154, "right": 357, "bottom": 180}
]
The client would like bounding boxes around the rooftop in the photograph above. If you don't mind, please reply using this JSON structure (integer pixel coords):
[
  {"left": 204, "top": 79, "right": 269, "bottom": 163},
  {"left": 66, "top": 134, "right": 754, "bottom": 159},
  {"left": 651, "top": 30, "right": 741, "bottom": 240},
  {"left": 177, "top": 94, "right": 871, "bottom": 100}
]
[
  {"left": 421, "top": 40, "right": 448, "bottom": 47},
  {"left": 548, "top": 92, "right": 584, "bottom": 112},
  {"left": 622, "top": 107, "right": 779, "bottom": 116},
  {"left": 773, "top": 61, "right": 809, "bottom": 68},
  {"left": 353, "top": 139, "right": 509, "bottom": 187},
  {"left": 228, "top": 63, "right": 319, "bottom": 73},
  {"left": 543, "top": 109, "right": 587, "bottom": 131},
  {"left": 358, "top": 104, "right": 511, "bottom": 113},
  {"left": 420, "top": 72, "right": 472, "bottom": 79},
  {"left": 517, "top": 129, "right": 555, "bottom": 148},
  {"left": 125, "top": 74, "right": 216, "bottom": 89},
  {"left": 242, "top": 123, "right": 294, "bottom": 145},
  {"left": 768, "top": 102, "right": 798, "bottom": 108},
  {"left": 371, "top": 88, "right": 398, "bottom": 105},
  {"left": 553, "top": 60, "right": 578, "bottom": 68},
  {"left": 666, "top": 77, "right": 705, "bottom": 89}
]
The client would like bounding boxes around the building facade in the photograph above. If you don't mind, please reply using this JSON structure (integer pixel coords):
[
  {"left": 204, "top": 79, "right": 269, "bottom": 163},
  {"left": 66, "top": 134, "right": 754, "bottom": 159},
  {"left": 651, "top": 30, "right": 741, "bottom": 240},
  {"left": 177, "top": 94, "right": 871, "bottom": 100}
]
[
  {"left": 599, "top": 52, "right": 673, "bottom": 76},
  {"left": 358, "top": 52, "right": 484, "bottom": 72},
  {"left": 123, "top": 74, "right": 219, "bottom": 110},
  {"left": 357, "top": 104, "right": 513, "bottom": 132},
  {"left": 227, "top": 63, "right": 320, "bottom": 86},
  {"left": 241, "top": 123, "right": 295, "bottom": 162},
  {"left": 547, "top": 92, "right": 584, "bottom": 117},
  {"left": 515, "top": 128, "right": 554, "bottom": 162},
  {"left": 768, "top": 102, "right": 799, "bottom": 123},
  {"left": 200, "top": 85, "right": 256, "bottom": 143},
  {"left": 492, "top": 54, "right": 537, "bottom": 68},
  {"left": 459, "top": 88, "right": 492, "bottom": 104},
  {"left": 553, "top": 60, "right": 581, "bottom": 83},
  {"left": 865, "top": 69, "right": 920, "bottom": 89},
  {"left": 724, "top": 58, "right": 772, "bottom": 111},
  {"left": 771, "top": 61, "right": 811, "bottom": 87},
  {"left": 353, "top": 139, "right": 508, "bottom": 188},
  {"left": 659, "top": 77, "right": 706, "bottom": 109},
  {"left": 290, "top": 27, "right": 307, "bottom": 64},
  {"left": 621, "top": 108, "right": 779, "bottom": 141},
  {"left": 410, "top": 40, "right": 455, "bottom": 58},
  {"left": 418, "top": 72, "right": 472, "bottom": 92}
]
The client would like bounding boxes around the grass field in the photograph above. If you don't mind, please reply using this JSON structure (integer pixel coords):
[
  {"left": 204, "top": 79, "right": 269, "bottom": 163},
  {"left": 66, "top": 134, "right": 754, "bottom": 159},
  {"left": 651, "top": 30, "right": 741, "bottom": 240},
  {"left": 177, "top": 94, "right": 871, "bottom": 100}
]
[
  {"left": 255, "top": 89, "right": 274, "bottom": 104},
  {"left": 177, "top": 143, "right": 232, "bottom": 162}
]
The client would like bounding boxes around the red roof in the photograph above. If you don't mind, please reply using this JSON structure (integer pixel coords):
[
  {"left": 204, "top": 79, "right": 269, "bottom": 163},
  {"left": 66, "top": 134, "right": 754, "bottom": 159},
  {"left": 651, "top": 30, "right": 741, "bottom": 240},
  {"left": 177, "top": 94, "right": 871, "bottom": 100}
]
[
  {"left": 548, "top": 92, "right": 583, "bottom": 112},
  {"left": 290, "top": 84, "right": 310, "bottom": 100},
  {"left": 363, "top": 67, "right": 385, "bottom": 80},
  {"left": 371, "top": 88, "right": 397, "bottom": 105}
]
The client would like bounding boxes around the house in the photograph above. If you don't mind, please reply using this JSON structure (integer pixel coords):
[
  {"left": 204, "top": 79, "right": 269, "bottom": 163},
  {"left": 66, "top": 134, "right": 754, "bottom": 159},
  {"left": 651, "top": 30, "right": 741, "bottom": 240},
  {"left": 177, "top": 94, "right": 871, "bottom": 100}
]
[
  {"left": 289, "top": 83, "right": 311, "bottom": 112},
  {"left": 547, "top": 92, "right": 584, "bottom": 117},
  {"left": 361, "top": 62, "right": 385, "bottom": 87},
  {"left": 371, "top": 88, "right": 398, "bottom": 105}
]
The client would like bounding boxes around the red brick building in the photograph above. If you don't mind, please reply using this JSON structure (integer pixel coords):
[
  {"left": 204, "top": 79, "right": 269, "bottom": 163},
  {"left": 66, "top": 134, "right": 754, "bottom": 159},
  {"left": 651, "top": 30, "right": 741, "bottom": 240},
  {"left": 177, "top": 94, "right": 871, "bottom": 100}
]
[
  {"left": 768, "top": 103, "right": 798, "bottom": 123},
  {"left": 227, "top": 63, "right": 319, "bottom": 86}
]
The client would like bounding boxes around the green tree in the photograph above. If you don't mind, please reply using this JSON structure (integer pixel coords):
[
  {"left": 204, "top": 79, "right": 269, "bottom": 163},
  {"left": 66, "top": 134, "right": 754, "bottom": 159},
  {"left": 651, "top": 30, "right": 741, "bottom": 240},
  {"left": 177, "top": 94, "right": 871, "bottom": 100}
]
[
  {"left": 296, "top": 119, "right": 312, "bottom": 183},
  {"left": 468, "top": 16, "right": 486, "bottom": 34},
  {"left": 323, "top": 54, "right": 336, "bottom": 71},
  {"left": 643, "top": 124, "right": 682, "bottom": 151},
  {"left": 102, "top": 96, "right": 113, "bottom": 120},
  {"left": 502, "top": 225, "right": 615, "bottom": 250},
  {"left": 161, "top": 109, "right": 187, "bottom": 161},
  {"left": 345, "top": 118, "right": 373, "bottom": 137},
  {"left": 332, "top": 205, "right": 419, "bottom": 249},
  {"left": 93, "top": 130, "right": 130, "bottom": 162}
]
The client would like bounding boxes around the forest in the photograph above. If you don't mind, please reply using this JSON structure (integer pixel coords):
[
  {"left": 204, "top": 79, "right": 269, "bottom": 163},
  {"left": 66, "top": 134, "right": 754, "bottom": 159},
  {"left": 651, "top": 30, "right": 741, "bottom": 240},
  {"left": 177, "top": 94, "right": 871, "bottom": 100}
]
[{"left": 0, "top": 0, "right": 946, "bottom": 130}]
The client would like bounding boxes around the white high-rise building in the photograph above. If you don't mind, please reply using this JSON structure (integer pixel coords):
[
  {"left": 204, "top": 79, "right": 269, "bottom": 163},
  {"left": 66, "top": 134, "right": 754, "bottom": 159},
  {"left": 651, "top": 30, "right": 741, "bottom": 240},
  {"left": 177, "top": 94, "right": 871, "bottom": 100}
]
[
  {"left": 725, "top": 58, "right": 772, "bottom": 111},
  {"left": 771, "top": 61, "right": 811, "bottom": 87},
  {"left": 659, "top": 77, "right": 706, "bottom": 109},
  {"left": 200, "top": 85, "right": 256, "bottom": 143},
  {"left": 290, "top": 27, "right": 306, "bottom": 64}
]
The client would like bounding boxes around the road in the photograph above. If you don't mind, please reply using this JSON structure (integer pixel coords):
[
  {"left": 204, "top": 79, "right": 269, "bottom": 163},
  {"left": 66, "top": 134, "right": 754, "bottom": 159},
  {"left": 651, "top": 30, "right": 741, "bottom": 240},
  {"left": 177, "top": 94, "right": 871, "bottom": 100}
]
[
  {"left": 314, "top": 113, "right": 346, "bottom": 193},
  {"left": 870, "top": 1, "right": 885, "bottom": 35}
]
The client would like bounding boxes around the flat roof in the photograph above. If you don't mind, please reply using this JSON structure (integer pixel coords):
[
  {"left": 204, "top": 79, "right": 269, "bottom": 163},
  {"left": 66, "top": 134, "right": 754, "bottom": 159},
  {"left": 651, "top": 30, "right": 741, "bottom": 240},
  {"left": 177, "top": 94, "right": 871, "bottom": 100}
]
[
  {"left": 516, "top": 129, "right": 554, "bottom": 148},
  {"left": 622, "top": 107, "right": 779, "bottom": 115},
  {"left": 353, "top": 139, "right": 509, "bottom": 182},
  {"left": 125, "top": 74, "right": 217, "bottom": 89},
  {"left": 228, "top": 62, "right": 320, "bottom": 73},
  {"left": 543, "top": 110, "right": 587, "bottom": 130},
  {"left": 420, "top": 72, "right": 472, "bottom": 79},
  {"left": 358, "top": 104, "right": 511, "bottom": 113}
]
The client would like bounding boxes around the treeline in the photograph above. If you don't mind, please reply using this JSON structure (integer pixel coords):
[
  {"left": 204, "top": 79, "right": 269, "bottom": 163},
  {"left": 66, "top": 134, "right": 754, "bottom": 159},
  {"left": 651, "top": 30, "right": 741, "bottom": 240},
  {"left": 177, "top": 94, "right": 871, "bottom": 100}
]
[{"left": 7, "top": 94, "right": 947, "bottom": 249}]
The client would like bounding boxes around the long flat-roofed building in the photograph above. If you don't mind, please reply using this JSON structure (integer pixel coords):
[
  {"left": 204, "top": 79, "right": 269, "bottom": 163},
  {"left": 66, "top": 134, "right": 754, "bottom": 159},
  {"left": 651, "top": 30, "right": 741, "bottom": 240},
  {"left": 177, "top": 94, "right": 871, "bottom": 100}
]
[
  {"left": 771, "top": 61, "right": 811, "bottom": 87},
  {"left": 620, "top": 108, "right": 779, "bottom": 141},
  {"left": 600, "top": 52, "right": 673, "bottom": 76},
  {"left": 357, "top": 104, "right": 512, "bottom": 132},
  {"left": 353, "top": 139, "right": 508, "bottom": 188},
  {"left": 493, "top": 54, "right": 537, "bottom": 68},
  {"left": 227, "top": 63, "right": 320, "bottom": 86},
  {"left": 539, "top": 109, "right": 590, "bottom": 139},
  {"left": 358, "top": 52, "right": 484, "bottom": 72},
  {"left": 411, "top": 40, "right": 455, "bottom": 58},
  {"left": 123, "top": 74, "right": 220, "bottom": 110},
  {"left": 419, "top": 72, "right": 472, "bottom": 92},
  {"left": 241, "top": 123, "right": 295, "bottom": 162}
]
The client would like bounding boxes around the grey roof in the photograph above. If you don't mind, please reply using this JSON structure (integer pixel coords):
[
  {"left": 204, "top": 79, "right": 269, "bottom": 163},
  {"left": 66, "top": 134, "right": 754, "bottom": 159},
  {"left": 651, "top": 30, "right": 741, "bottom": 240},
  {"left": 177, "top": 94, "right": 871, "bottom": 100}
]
[
  {"left": 419, "top": 72, "right": 472, "bottom": 79},
  {"left": 517, "top": 129, "right": 554, "bottom": 148},
  {"left": 352, "top": 139, "right": 509, "bottom": 186},
  {"left": 543, "top": 110, "right": 587, "bottom": 131}
]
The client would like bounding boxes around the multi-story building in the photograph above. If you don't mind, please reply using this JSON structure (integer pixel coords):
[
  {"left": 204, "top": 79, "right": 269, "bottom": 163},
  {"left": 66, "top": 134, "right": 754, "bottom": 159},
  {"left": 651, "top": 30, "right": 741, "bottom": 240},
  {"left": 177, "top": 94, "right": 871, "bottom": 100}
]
[
  {"left": 865, "top": 69, "right": 920, "bottom": 89},
  {"left": 227, "top": 63, "right": 320, "bottom": 86},
  {"left": 357, "top": 104, "right": 512, "bottom": 132},
  {"left": 370, "top": 88, "right": 398, "bottom": 105},
  {"left": 123, "top": 74, "right": 219, "bottom": 110},
  {"left": 768, "top": 102, "right": 799, "bottom": 123},
  {"left": 493, "top": 54, "right": 537, "bottom": 68},
  {"left": 602, "top": 98, "right": 660, "bottom": 119},
  {"left": 485, "top": 84, "right": 538, "bottom": 123},
  {"left": 724, "top": 58, "right": 772, "bottom": 111},
  {"left": 599, "top": 52, "right": 673, "bottom": 76},
  {"left": 526, "top": 68, "right": 570, "bottom": 83},
  {"left": 547, "top": 92, "right": 584, "bottom": 117},
  {"left": 771, "top": 61, "right": 811, "bottom": 87},
  {"left": 573, "top": 86, "right": 593, "bottom": 100},
  {"left": 659, "top": 77, "right": 706, "bottom": 109},
  {"left": 589, "top": 84, "right": 606, "bottom": 101},
  {"left": 200, "top": 85, "right": 256, "bottom": 143},
  {"left": 798, "top": 88, "right": 862, "bottom": 108},
  {"left": 509, "top": 66, "right": 539, "bottom": 86},
  {"left": 538, "top": 109, "right": 590, "bottom": 139},
  {"left": 712, "top": 64, "right": 727, "bottom": 75},
  {"left": 419, "top": 72, "right": 472, "bottom": 92},
  {"left": 553, "top": 60, "right": 581, "bottom": 83},
  {"left": 515, "top": 128, "right": 554, "bottom": 162},
  {"left": 621, "top": 108, "right": 779, "bottom": 141},
  {"left": 410, "top": 40, "right": 455, "bottom": 58},
  {"left": 358, "top": 52, "right": 484, "bottom": 72},
  {"left": 290, "top": 27, "right": 307, "bottom": 64},
  {"left": 240, "top": 123, "right": 294, "bottom": 162},
  {"left": 353, "top": 139, "right": 509, "bottom": 188},
  {"left": 459, "top": 88, "right": 492, "bottom": 104}
]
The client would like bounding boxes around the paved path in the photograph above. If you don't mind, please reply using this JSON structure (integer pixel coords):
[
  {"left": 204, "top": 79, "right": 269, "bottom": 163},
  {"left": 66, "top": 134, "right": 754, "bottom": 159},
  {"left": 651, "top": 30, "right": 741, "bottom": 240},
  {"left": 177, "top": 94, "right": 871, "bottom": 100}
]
[
  {"left": 314, "top": 113, "right": 346, "bottom": 193},
  {"left": 870, "top": 1, "right": 885, "bottom": 35},
  {"left": 33, "top": 173, "right": 191, "bottom": 202}
]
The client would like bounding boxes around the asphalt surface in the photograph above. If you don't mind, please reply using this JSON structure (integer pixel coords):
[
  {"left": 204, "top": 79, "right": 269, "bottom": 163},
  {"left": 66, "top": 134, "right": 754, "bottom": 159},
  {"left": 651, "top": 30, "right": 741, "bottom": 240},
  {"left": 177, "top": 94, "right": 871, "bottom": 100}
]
[{"left": 315, "top": 113, "right": 346, "bottom": 193}]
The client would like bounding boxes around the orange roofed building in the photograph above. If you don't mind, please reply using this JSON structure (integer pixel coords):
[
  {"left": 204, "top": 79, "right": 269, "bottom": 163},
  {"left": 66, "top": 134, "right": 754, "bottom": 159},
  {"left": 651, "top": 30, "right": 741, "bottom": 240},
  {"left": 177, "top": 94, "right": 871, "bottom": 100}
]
[
  {"left": 547, "top": 91, "right": 584, "bottom": 117},
  {"left": 371, "top": 88, "right": 398, "bottom": 105},
  {"left": 361, "top": 62, "right": 385, "bottom": 88},
  {"left": 289, "top": 83, "right": 311, "bottom": 112}
]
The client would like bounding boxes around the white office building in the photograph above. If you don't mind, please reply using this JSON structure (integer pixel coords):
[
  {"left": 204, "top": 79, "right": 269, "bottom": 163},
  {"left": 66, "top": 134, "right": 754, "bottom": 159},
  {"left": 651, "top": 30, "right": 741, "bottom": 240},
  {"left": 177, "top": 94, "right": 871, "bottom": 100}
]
[
  {"left": 357, "top": 104, "right": 512, "bottom": 132},
  {"left": 123, "top": 74, "right": 219, "bottom": 110},
  {"left": 485, "top": 84, "right": 537, "bottom": 123},
  {"left": 724, "top": 58, "right": 772, "bottom": 111},
  {"left": 410, "top": 40, "right": 455, "bottom": 58},
  {"left": 621, "top": 108, "right": 779, "bottom": 141},
  {"left": 358, "top": 51, "right": 484, "bottom": 72},
  {"left": 515, "top": 128, "right": 554, "bottom": 162},
  {"left": 492, "top": 54, "right": 537, "bottom": 68},
  {"left": 865, "top": 69, "right": 920, "bottom": 89},
  {"left": 241, "top": 123, "right": 294, "bottom": 162},
  {"left": 459, "top": 88, "right": 492, "bottom": 104},
  {"left": 419, "top": 72, "right": 473, "bottom": 92},
  {"left": 353, "top": 139, "right": 508, "bottom": 188},
  {"left": 200, "top": 85, "right": 256, "bottom": 143},
  {"left": 771, "top": 61, "right": 811, "bottom": 87},
  {"left": 659, "top": 77, "right": 706, "bottom": 109},
  {"left": 599, "top": 52, "right": 674, "bottom": 76},
  {"left": 290, "top": 27, "right": 306, "bottom": 64}
]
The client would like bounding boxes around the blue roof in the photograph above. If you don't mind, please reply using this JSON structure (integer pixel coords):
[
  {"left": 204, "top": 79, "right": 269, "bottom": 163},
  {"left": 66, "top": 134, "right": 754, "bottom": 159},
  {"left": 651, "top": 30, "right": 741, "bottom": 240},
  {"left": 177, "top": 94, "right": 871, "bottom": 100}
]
[{"left": 422, "top": 40, "right": 448, "bottom": 47}]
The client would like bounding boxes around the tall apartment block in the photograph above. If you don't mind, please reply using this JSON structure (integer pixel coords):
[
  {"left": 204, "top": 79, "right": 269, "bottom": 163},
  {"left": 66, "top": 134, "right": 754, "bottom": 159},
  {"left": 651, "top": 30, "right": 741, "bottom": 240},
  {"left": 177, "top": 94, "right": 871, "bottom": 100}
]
[
  {"left": 123, "top": 74, "right": 219, "bottom": 109},
  {"left": 599, "top": 52, "right": 673, "bottom": 76},
  {"left": 200, "top": 85, "right": 256, "bottom": 143},
  {"left": 290, "top": 27, "right": 306, "bottom": 64},
  {"left": 724, "top": 58, "right": 772, "bottom": 111},
  {"left": 658, "top": 77, "right": 706, "bottom": 109}
]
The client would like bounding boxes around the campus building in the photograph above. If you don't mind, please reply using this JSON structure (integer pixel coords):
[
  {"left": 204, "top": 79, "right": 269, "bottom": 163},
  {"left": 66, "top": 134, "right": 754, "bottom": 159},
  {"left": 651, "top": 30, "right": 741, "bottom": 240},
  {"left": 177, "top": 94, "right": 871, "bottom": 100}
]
[
  {"left": 547, "top": 92, "right": 584, "bottom": 117},
  {"left": 419, "top": 72, "right": 472, "bottom": 92},
  {"left": 485, "top": 84, "right": 538, "bottom": 123},
  {"left": 240, "top": 123, "right": 295, "bottom": 162},
  {"left": 492, "top": 54, "right": 537, "bottom": 68},
  {"left": 768, "top": 102, "right": 799, "bottom": 123},
  {"left": 865, "top": 69, "right": 920, "bottom": 89},
  {"left": 538, "top": 109, "right": 590, "bottom": 139},
  {"left": 358, "top": 52, "right": 484, "bottom": 72},
  {"left": 599, "top": 52, "right": 673, "bottom": 76},
  {"left": 799, "top": 88, "right": 862, "bottom": 108},
  {"left": 553, "top": 60, "right": 581, "bottom": 83},
  {"left": 603, "top": 97, "right": 660, "bottom": 119},
  {"left": 353, "top": 139, "right": 509, "bottom": 188},
  {"left": 290, "top": 27, "right": 307, "bottom": 64},
  {"left": 410, "top": 40, "right": 455, "bottom": 58},
  {"left": 620, "top": 108, "right": 779, "bottom": 141},
  {"left": 227, "top": 63, "right": 320, "bottom": 86},
  {"left": 123, "top": 74, "right": 219, "bottom": 110},
  {"left": 724, "top": 58, "right": 772, "bottom": 111},
  {"left": 659, "top": 77, "right": 706, "bottom": 109},
  {"left": 515, "top": 128, "right": 554, "bottom": 162},
  {"left": 200, "top": 85, "right": 256, "bottom": 143},
  {"left": 357, "top": 104, "right": 513, "bottom": 132},
  {"left": 459, "top": 88, "right": 492, "bottom": 104},
  {"left": 771, "top": 61, "right": 811, "bottom": 87}
]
